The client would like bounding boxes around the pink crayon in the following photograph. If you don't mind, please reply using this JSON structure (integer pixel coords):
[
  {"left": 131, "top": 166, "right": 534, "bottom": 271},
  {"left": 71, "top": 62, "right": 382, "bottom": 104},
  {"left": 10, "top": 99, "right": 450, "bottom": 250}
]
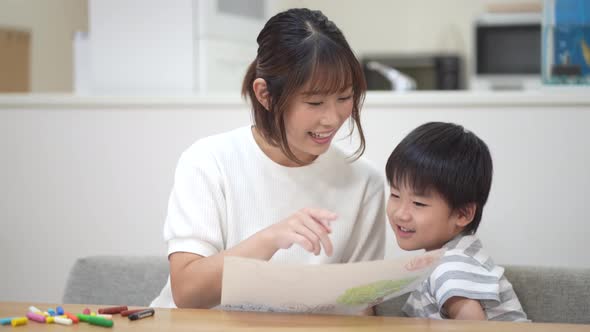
[{"left": 26, "top": 312, "right": 46, "bottom": 323}]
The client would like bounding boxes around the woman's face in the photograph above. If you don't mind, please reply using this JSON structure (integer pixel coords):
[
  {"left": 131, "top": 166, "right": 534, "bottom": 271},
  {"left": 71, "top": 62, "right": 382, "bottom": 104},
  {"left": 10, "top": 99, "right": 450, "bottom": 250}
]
[{"left": 279, "top": 86, "right": 354, "bottom": 165}]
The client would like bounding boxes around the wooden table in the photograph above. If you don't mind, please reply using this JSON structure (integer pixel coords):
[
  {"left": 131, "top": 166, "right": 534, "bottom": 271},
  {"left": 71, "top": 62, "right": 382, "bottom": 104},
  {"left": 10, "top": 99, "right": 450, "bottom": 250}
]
[{"left": 1, "top": 302, "right": 589, "bottom": 331}]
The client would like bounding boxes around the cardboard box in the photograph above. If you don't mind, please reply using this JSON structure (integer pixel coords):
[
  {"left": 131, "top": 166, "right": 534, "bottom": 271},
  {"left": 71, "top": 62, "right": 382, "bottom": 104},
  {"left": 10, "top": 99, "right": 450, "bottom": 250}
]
[{"left": 0, "top": 27, "right": 31, "bottom": 92}]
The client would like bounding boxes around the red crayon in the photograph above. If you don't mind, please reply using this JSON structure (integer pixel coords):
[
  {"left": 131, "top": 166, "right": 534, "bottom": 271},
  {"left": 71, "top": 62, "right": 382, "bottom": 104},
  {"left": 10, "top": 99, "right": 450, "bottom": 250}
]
[
  {"left": 98, "top": 306, "right": 128, "bottom": 314},
  {"left": 121, "top": 309, "right": 145, "bottom": 317},
  {"left": 64, "top": 312, "right": 79, "bottom": 323}
]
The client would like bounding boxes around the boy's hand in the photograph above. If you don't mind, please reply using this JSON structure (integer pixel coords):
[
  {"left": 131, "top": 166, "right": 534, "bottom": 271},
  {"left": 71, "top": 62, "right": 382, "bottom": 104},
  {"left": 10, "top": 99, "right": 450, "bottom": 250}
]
[{"left": 262, "top": 208, "right": 338, "bottom": 256}]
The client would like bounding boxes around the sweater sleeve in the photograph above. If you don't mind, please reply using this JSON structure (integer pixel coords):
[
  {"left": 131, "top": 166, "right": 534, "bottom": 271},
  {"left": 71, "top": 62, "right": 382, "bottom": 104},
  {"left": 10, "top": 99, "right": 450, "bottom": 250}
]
[
  {"left": 163, "top": 145, "right": 227, "bottom": 258},
  {"left": 340, "top": 170, "right": 386, "bottom": 262}
]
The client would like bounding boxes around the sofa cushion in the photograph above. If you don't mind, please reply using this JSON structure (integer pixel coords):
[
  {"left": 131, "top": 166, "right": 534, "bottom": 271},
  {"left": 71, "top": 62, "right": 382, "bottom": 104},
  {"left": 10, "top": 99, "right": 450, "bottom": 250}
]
[
  {"left": 375, "top": 265, "right": 590, "bottom": 324},
  {"left": 62, "top": 256, "right": 168, "bottom": 306},
  {"left": 504, "top": 265, "right": 590, "bottom": 324},
  {"left": 63, "top": 256, "right": 590, "bottom": 324}
]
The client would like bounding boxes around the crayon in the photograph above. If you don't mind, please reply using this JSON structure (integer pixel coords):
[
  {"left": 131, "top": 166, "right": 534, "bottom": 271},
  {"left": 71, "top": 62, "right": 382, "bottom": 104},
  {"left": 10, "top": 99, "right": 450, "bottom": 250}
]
[
  {"left": 98, "top": 305, "right": 128, "bottom": 314},
  {"left": 26, "top": 312, "right": 46, "bottom": 323},
  {"left": 121, "top": 309, "right": 145, "bottom": 317},
  {"left": 77, "top": 314, "right": 114, "bottom": 327},
  {"left": 11, "top": 317, "right": 28, "bottom": 327},
  {"left": 128, "top": 308, "right": 155, "bottom": 321},
  {"left": 77, "top": 314, "right": 90, "bottom": 322},
  {"left": 0, "top": 317, "right": 13, "bottom": 325},
  {"left": 54, "top": 317, "right": 73, "bottom": 326},
  {"left": 28, "top": 306, "right": 42, "bottom": 313},
  {"left": 86, "top": 315, "right": 114, "bottom": 327},
  {"left": 64, "top": 312, "right": 79, "bottom": 323},
  {"left": 56, "top": 306, "right": 65, "bottom": 315}
]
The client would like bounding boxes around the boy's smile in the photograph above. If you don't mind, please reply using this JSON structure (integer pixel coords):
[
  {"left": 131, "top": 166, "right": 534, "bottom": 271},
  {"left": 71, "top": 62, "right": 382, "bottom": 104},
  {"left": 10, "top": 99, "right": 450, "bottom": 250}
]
[
  {"left": 395, "top": 225, "right": 416, "bottom": 238},
  {"left": 387, "top": 184, "right": 470, "bottom": 252}
]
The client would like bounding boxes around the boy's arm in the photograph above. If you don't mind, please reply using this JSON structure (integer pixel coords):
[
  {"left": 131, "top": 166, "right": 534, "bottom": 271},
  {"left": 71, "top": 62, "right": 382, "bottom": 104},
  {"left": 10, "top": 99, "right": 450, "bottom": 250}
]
[{"left": 443, "top": 296, "right": 487, "bottom": 320}]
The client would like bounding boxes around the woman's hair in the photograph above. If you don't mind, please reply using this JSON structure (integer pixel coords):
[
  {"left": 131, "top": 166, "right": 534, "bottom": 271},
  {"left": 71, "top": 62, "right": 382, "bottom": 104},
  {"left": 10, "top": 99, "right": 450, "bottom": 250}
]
[
  {"left": 242, "top": 8, "right": 367, "bottom": 164},
  {"left": 385, "top": 122, "right": 493, "bottom": 235}
]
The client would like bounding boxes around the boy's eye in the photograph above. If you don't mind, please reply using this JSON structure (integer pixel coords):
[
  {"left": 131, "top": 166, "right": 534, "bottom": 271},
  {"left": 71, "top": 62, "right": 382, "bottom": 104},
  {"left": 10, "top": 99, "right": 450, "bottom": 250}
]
[
  {"left": 338, "top": 95, "right": 352, "bottom": 101},
  {"left": 390, "top": 193, "right": 400, "bottom": 198},
  {"left": 413, "top": 201, "right": 427, "bottom": 207}
]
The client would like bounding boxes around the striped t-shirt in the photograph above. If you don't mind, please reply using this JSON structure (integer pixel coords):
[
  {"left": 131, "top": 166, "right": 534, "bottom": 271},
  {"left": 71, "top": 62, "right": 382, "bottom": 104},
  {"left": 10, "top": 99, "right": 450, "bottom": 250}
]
[{"left": 402, "top": 235, "right": 528, "bottom": 321}]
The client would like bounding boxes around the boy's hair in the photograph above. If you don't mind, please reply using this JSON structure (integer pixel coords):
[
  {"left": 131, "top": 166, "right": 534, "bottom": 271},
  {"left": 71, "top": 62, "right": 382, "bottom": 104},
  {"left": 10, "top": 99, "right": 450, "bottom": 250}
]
[
  {"left": 385, "top": 122, "right": 493, "bottom": 235},
  {"left": 242, "top": 8, "right": 367, "bottom": 164}
]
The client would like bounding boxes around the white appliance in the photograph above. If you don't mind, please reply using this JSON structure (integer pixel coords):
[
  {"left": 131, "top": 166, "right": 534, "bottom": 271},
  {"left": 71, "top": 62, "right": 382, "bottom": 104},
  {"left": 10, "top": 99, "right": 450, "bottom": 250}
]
[{"left": 78, "top": 0, "right": 266, "bottom": 95}]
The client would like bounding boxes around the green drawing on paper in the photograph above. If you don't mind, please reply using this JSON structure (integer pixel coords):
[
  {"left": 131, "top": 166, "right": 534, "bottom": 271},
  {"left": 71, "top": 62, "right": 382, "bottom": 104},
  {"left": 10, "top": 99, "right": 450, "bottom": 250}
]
[{"left": 336, "top": 278, "right": 418, "bottom": 305}]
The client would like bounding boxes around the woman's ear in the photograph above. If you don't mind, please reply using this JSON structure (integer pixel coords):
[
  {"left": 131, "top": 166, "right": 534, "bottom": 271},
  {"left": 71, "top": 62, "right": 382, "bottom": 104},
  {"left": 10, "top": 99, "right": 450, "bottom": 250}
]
[
  {"left": 253, "top": 78, "right": 270, "bottom": 110},
  {"left": 455, "top": 203, "right": 476, "bottom": 228}
]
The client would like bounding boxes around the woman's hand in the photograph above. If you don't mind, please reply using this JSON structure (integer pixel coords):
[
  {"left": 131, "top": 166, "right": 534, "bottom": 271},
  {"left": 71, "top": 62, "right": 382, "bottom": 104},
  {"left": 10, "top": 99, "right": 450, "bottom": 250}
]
[
  {"left": 262, "top": 208, "right": 338, "bottom": 256},
  {"left": 169, "top": 208, "right": 337, "bottom": 308}
]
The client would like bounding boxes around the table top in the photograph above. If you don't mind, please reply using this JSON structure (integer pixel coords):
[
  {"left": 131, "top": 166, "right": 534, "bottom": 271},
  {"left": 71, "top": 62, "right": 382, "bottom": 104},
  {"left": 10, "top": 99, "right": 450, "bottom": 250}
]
[{"left": 1, "top": 302, "right": 589, "bottom": 331}]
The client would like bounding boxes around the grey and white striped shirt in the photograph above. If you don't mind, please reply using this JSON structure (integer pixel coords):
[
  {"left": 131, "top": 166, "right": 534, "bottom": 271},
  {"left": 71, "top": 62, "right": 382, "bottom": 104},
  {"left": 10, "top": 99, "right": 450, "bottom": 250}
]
[{"left": 402, "top": 235, "right": 529, "bottom": 321}]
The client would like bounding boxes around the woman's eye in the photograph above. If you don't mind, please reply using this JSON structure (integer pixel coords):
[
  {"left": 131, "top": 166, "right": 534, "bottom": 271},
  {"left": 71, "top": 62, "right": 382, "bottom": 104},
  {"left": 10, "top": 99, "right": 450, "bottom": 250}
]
[
  {"left": 413, "top": 201, "right": 427, "bottom": 207},
  {"left": 306, "top": 102, "right": 323, "bottom": 106},
  {"left": 390, "top": 193, "right": 400, "bottom": 198},
  {"left": 338, "top": 95, "right": 352, "bottom": 101}
]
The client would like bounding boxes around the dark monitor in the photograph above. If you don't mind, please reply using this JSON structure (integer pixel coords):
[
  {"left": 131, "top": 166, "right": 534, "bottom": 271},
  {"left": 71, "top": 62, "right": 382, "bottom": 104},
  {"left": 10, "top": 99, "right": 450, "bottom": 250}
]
[{"left": 476, "top": 24, "right": 541, "bottom": 74}]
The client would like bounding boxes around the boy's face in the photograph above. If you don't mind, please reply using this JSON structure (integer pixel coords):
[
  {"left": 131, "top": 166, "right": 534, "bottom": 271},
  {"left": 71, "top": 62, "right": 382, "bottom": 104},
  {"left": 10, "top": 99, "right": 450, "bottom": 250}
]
[{"left": 386, "top": 184, "right": 466, "bottom": 251}]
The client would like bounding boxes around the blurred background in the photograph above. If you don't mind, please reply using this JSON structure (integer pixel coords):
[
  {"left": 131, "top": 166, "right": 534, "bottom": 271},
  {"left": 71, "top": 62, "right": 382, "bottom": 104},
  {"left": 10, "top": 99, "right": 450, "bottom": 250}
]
[{"left": 1, "top": 0, "right": 554, "bottom": 94}]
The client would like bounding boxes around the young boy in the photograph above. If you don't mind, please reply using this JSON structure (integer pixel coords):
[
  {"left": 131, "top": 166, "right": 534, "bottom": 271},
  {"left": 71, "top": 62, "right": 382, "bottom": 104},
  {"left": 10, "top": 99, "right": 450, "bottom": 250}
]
[{"left": 385, "top": 122, "right": 528, "bottom": 321}]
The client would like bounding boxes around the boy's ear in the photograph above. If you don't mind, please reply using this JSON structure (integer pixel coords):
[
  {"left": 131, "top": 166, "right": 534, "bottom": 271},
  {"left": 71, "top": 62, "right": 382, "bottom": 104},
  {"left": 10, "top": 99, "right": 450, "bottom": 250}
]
[
  {"left": 253, "top": 78, "right": 270, "bottom": 111},
  {"left": 455, "top": 203, "right": 476, "bottom": 227}
]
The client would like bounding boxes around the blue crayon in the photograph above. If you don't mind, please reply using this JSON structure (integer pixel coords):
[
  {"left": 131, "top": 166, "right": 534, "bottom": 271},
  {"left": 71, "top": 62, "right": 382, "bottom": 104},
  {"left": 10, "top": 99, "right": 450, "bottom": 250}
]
[
  {"left": 47, "top": 308, "right": 56, "bottom": 316},
  {"left": 0, "top": 317, "right": 13, "bottom": 325},
  {"left": 56, "top": 306, "right": 64, "bottom": 315}
]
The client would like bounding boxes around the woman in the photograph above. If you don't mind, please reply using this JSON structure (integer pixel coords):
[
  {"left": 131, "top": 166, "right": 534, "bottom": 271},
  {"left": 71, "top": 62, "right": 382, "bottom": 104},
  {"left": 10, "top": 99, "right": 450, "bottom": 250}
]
[{"left": 151, "top": 8, "right": 386, "bottom": 310}]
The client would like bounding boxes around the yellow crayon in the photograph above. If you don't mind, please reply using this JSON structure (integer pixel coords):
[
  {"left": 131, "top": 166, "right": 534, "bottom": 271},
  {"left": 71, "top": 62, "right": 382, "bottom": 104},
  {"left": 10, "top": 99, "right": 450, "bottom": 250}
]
[
  {"left": 11, "top": 317, "right": 28, "bottom": 326},
  {"left": 46, "top": 316, "right": 55, "bottom": 324}
]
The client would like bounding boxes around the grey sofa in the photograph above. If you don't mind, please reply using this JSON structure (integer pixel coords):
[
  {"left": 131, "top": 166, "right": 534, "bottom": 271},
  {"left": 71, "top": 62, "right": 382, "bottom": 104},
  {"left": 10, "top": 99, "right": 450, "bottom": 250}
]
[{"left": 63, "top": 256, "right": 590, "bottom": 324}]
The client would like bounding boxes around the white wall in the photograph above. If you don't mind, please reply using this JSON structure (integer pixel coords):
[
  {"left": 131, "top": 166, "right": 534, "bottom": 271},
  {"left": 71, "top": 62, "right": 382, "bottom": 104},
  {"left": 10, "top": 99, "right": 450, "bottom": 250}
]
[
  {"left": 0, "top": 0, "right": 87, "bottom": 92},
  {"left": 1, "top": 93, "right": 589, "bottom": 303}
]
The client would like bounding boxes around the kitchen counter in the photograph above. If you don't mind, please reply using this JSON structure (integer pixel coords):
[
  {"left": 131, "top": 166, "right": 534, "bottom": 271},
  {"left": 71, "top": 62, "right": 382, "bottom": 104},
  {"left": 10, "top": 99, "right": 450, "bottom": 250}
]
[{"left": 1, "top": 90, "right": 589, "bottom": 109}]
